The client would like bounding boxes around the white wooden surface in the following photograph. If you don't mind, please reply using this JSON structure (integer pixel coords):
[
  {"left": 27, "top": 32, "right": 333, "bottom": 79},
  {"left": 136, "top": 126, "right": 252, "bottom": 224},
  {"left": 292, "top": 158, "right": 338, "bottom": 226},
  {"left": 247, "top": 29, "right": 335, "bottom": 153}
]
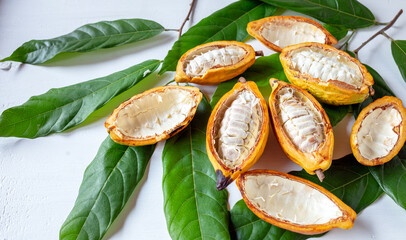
[{"left": 0, "top": 0, "right": 406, "bottom": 239}]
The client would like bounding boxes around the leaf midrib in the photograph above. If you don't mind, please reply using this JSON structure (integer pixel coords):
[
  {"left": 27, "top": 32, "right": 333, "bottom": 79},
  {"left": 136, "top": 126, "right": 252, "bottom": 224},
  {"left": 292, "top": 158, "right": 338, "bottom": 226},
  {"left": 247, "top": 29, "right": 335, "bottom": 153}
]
[
  {"left": 189, "top": 126, "right": 204, "bottom": 240},
  {"left": 203, "top": 3, "right": 266, "bottom": 43},
  {"left": 7, "top": 28, "right": 163, "bottom": 60},
  {"left": 297, "top": 0, "right": 375, "bottom": 23},
  {"left": 61, "top": 146, "right": 131, "bottom": 239},
  {"left": 0, "top": 61, "right": 158, "bottom": 133},
  {"left": 393, "top": 40, "right": 406, "bottom": 58}
]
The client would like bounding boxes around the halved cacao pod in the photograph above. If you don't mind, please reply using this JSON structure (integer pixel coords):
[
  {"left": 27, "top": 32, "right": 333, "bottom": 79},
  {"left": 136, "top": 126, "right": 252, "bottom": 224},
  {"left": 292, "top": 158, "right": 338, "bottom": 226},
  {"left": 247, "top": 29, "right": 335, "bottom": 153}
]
[
  {"left": 175, "top": 41, "right": 256, "bottom": 85},
  {"left": 206, "top": 78, "right": 270, "bottom": 190},
  {"left": 280, "top": 42, "right": 374, "bottom": 105},
  {"left": 247, "top": 16, "right": 337, "bottom": 52},
  {"left": 236, "top": 170, "right": 356, "bottom": 235},
  {"left": 105, "top": 85, "right": 202, "bottom": 146},
  {"left": 268, "top": 79, "right": 333, "bottom": 180},
  {"left": 351, "top": 96, "right": 406, "bottom": 166}
]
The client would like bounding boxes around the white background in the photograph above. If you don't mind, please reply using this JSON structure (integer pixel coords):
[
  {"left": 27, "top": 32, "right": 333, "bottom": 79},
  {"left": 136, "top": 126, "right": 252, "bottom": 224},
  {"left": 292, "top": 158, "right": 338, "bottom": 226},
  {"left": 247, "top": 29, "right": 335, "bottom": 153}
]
[{"left": 1, "top": 0, "right": 406, "bottom": 239}]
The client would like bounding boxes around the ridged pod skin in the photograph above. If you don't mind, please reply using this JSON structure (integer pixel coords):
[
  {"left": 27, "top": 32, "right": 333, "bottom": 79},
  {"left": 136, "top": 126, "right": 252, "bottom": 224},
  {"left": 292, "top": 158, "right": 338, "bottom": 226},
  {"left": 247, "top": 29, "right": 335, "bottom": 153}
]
[
  {"left": 268, "top": 79, "right": 333, "bottom": 177},
  {"left": 105, "top": 85, "right": 202, "bottom": 146},
  {"left": 236, "top": 170, "right": 356, "bottom": 235},
  {"left": 175, "top": 41, "right": 256, "bottom": 85},
  {"left": 247, "top": 16, "right": 337, "bottom": 52},
  {"left": 280, "top": 42, "right": 374, "bottom": 105},
  {"left": 206, "top": 80, "right": 270, "bottom": 190},
  {"left": 351, "top": 96, "right": 406, "bottom": 166}
]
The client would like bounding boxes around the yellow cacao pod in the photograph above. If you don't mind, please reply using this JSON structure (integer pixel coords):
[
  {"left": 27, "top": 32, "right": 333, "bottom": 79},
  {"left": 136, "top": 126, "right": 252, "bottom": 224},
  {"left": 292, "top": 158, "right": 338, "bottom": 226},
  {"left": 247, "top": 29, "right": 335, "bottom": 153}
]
[
  {"left": 175, "top": 41, "right": 256, "bottom": 85},
  {"left": 268, "top": 79, "right": 333, "bottom": 180},
  {"left": 105, "top": 85, "right": 202, "bottom": 146},
  {"left": 247, "top": 16, "right": 337, "bottom": 52},
  {"left": 236, "top": 169, "right": 356, "bottom": 235},
  {"left": 206, "top": 78, "right": 269, "bottom": 190},
  {"left": 280, "top": 42, "right": 374, "bottom": 105},
  {"left": 351, "top": 96, "right": 406, "bottom": 166}
]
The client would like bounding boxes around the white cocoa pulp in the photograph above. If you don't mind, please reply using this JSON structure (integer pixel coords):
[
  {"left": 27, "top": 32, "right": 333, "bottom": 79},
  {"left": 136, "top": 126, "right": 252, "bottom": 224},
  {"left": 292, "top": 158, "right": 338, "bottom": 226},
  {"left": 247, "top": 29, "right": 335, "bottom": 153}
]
[
  {"left": 115, "top": 88, "right": 196, "bottom": 139},
  {"left": 276, "top": 87, "right": 324, "bottom": 153},
  {"left": 357, "top": 106, "right": 402, "bottom": 160},
  {"left": 290, "top": 47, "right": 363, "bottom": 88},
  {"left": 261, "top": 21, "right": 326, "bottom": 49},
  {"left": 184, "top": 46, "right": 246, "bottom": 77},
  {"left": 215, "top": 90, "right": 262, "bottom": 169},
  {"left": 244, "top": 174, "right": 343, "bottom": 225}
]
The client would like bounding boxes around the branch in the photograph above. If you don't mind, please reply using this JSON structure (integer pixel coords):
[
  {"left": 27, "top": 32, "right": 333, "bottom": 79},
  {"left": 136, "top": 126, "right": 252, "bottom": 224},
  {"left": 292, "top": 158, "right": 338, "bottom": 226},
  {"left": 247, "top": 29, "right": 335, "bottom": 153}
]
[
  {"left": 353, "top": 9, "right": 403, "bottom": 58},
  {"left": 178, "top": 0, "right": 197, "bottom": 39}
]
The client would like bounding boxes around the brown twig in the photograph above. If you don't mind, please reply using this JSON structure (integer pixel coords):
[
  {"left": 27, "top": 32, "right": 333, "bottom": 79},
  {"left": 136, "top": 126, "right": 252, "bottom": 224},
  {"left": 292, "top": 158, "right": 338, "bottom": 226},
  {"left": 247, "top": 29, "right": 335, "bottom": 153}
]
[
  {"left": 353, "top": 9, "right": 403, "bottom": 59},
  {"left": 178, "top": 0, "right": 197, "bottom": 39}
]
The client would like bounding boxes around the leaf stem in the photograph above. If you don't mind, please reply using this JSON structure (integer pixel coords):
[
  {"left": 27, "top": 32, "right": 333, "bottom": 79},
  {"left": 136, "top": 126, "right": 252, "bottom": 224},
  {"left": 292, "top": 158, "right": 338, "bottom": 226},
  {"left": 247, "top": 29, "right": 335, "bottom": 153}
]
[
  {"left": 338, "top": 30, "right": 356, "bottom": 50},
  {"left": 353, "top": 9, "right": 403, "bottom": 59},
  {"left": 178, "top": 0, "right": 197, "bottom": 39},
  {"left": 165, "top": 29, "right": 180, "bottom": 32},
  {"left": 381, "top": 31, "right": 394, "bottom": 41},
  {"left": 375, "top": 21, "right": 389, "bottom": 25},
  {"left": 164, "top": 79, "right": 176, "bottom": 86}
]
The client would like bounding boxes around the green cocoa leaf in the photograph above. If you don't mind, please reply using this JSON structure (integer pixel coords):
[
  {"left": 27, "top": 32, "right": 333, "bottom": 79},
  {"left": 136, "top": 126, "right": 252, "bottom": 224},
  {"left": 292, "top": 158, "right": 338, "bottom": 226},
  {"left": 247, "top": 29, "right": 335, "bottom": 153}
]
[
  {"left": 0, "top": 59, "right": 160, "bottom": 138},
  {"left": 260, "top": 0, "right": 376, "bottom": 28},
  {"left": 353, "top": 64, "right": 395, "bottom": 118},
  {"left": 321, "top": 103, "right": 351, "bottom": 127},
  {"left": 162, "top": 97, "right": 230, "bottom": 240},
  {"left": 352, "top": 65, "right": 406, "bottom": 210},
  {"left": 210, "top": 54, "right": 349, "bottom": 126},
  {"left": 230, "top": 154, "right": 383, "bottom": 240},
  {"left": 60, "top": 137, "right": 156, "bottom": 240},
  {"left": 323, "top": 24, "right": 349, "bottom": 41},
  {"left": 159, "top": 0, "right": 279, "bottom": 74},
  {"left": 1, "top": 19, "right": 164, "bottom": 64},
  {"left": 369, "top": 148, "right": 406, "bottom": 210},
  {"left": 391, "top": 40, "right": 406, "bottom": 82},
  {"left": 210, "top": 53, "right": 287, "bottom": 108}
]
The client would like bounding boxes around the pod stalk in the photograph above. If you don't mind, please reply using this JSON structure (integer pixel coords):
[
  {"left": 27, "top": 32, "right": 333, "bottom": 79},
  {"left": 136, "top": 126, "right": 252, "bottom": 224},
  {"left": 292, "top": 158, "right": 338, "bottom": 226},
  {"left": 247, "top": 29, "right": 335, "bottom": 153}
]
[
  {"left": 315, "top": 169, "right": 325, "bottom": 182},
  {"left": 255, "top": 50, "right": 264, "bottom": 56}
]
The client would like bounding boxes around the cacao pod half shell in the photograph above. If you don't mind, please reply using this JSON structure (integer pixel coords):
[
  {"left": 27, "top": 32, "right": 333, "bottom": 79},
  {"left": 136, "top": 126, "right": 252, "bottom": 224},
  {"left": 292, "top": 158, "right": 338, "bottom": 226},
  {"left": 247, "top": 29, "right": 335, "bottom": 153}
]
[
  {"left": 280, "top": 42, "right": 374, "bottom": 105},
  {"left": 268, "top": 79, "right": 333, "bottom": 178},
  {"left": 206, "top": 79, "right": 269, "bottom": 190},
  {"left": 175, "top": 41, "right": 256, "bottom": 85},
  {"left": 247, "top": 16, "right": 337, "bottom": 52},
  {"left": 236, "top": 170, "right": 356, "bottom": 235},
  {"left": 351, "top": 96, "right": 406, "bottom": 166},
  {"left": 105, "top": 85, "right": 202, "bottom": 146}
]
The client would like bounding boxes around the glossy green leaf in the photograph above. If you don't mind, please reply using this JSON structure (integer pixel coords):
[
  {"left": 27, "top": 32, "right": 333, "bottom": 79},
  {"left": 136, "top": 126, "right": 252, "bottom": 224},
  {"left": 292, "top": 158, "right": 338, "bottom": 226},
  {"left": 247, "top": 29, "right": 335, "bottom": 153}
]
[
  {"left": 210, "top": 53, "right": 287, "bottom": 108},
  {"left": 159, "top": 0, "right": 279, "bottom": 74},
  {"left": 0, "top": 59, "right": 160, "bottom": 138},
  {"left": 323, "top": 24, "right": 349, "bottom": 41},
  {"left": 369, "top": 147, "right": 406, "bottom": 210},
  {"left": 391, "top": 40, "right": 406, "bottom": 82},
  {"left": 352, "top": 65, "right": 406, "bottom": 210},
  {"left": 230, "top": 200, "right": 314, "bottom": 240},
  {"left": 230, "top": 154, "right": 383, "bottom": 240},
  {"left": 261, "top": 0, "right": 376, "bottom": 28},
  {"left": 321, "top": 103, "right": 351, "bottom": 127},
  {"left": 1, "top": 19, "right": 164, "bottom": 64},
  {"left": 60, "top": 137, "right": 156, "bottom": 240},
  {"left": 162, "top": 97, "right": 230, "bottom": 240},
  {"left": 353, "top": 64, "right": 395, "bottom": 118},
  {"left": 210, "top": 54, "right": 349, "bottom": 126}
]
